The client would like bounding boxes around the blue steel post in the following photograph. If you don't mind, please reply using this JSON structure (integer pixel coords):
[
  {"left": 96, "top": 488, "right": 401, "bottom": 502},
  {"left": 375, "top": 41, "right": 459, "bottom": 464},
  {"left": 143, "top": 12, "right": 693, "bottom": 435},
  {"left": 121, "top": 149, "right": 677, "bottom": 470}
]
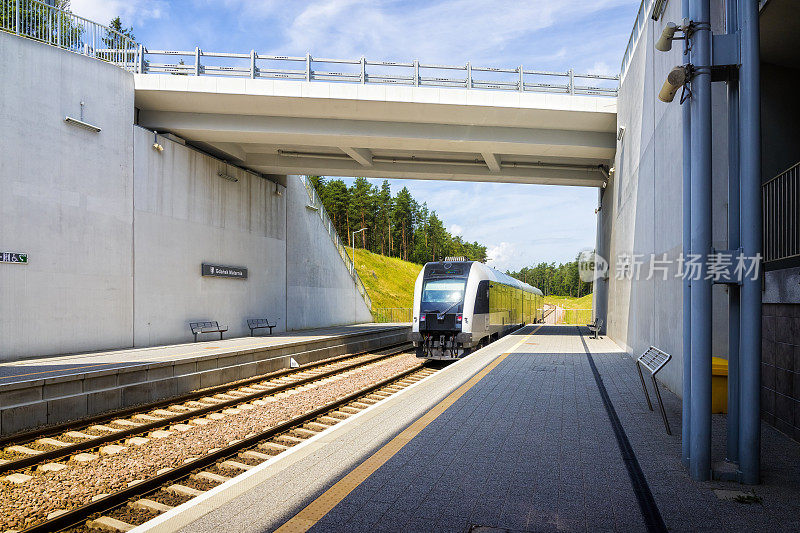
[
  {"left": 689, "top": 0, "right": 713, "bottom": 482},
  {"left": 738, "top": 0, "right": 761, "bottom": 485},
  {"left": 726, "top": 0, "right": 740, "bottom": 465},
  {"left": 681, "top": 0, "right": 692, "bottom": 469}
]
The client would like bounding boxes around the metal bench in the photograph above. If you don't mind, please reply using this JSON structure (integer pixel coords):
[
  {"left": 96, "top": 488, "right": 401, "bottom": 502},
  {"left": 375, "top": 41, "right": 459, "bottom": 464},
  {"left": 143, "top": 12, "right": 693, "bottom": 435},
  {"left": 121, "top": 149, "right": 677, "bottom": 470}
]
[
  {"left": 587, "top": 317, "right": 603, "bottom": 339},
  {"left": 189, "top": 321, "right": 228, "bottom": 342},
  {"left": 247, "top": 318, "right": 278, "bottom": 336},
  {"left": 636, "top": 346, "right": 672, "bottom": 435}
]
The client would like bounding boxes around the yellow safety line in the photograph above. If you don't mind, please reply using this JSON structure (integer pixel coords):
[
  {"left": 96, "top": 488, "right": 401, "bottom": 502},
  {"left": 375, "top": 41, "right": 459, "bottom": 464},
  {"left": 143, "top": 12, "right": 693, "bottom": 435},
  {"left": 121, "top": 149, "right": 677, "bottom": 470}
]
[{"left": 275, "top": 324, "right": 542, "bottom": 533}]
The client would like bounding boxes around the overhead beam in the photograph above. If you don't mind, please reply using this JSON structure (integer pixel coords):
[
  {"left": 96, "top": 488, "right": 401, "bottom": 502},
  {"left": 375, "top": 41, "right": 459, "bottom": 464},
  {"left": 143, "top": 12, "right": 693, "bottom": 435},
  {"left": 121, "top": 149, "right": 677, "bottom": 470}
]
[
  {"left": 244, "top": 153, "right": 606, "bottom": 187},
  {"left": 202, "top": 142, "right": 247, "bottom": 162},
  {"left": 340, "top": 147, "right": 374, "bottom": 167},
  {"left": 137, "top": 111, "right": 617, "bottom": 159},
  {"left": 482, "top": 152, "right": 501, "bottom": 172}
]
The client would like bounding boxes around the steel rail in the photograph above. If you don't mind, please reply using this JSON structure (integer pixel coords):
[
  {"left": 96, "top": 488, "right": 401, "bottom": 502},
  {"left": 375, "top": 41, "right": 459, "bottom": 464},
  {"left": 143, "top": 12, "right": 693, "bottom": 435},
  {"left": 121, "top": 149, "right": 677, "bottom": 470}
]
[
  {"left": 21, "top": 362, "right": 426, "bottom": 533},
  {"left": 0, "top": 344, "right": 411, "bottom": 473}
]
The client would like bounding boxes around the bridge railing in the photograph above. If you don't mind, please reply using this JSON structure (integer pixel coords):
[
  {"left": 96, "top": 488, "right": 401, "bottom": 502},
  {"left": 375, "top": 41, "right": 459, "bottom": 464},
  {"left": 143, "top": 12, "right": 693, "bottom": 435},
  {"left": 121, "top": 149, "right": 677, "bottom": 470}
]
[
  {"left": 0, "top": 0, "right": 139, "bottom": 67},
  {"left": 299, "top": 176, "right": 373, "bottom": 311},
  {"left": 133, "top": 49, "right": 619, "bottom": 96},
  {"left": 1, "top": 1, "right": 618, "bottom": 96}
]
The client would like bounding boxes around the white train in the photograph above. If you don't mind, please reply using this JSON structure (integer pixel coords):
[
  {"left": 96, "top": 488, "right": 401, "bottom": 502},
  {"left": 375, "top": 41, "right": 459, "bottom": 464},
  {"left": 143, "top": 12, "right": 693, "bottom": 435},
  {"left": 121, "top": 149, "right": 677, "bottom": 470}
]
[{"left": 410, "top": 259, "right": 544, "bottom": 360}]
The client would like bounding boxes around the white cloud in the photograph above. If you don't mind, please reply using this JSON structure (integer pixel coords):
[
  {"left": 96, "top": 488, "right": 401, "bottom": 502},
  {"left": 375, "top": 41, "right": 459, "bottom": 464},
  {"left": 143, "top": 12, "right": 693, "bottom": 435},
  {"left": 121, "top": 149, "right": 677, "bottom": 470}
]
[
  {"left": 449, "top": 224, "right": 463, "bottom": 236},
  {"left": 70, "top": 0, "right": 165, "bottom": 26},
  {"left": 201, "top": 0, "right": 632, "bottom": 70},
  {"left": 589, "top": 61, "right": 612, "bottom": 75},
  {"left": 486, "top": 242, "right": 518, "bottom": 271}
]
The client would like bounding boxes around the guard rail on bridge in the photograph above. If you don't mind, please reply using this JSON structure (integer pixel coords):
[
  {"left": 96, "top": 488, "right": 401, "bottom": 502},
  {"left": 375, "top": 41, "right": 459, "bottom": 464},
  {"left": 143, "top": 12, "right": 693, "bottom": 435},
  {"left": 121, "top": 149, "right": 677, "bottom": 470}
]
[
  {"left": 136, "top": 49, "right": 618, "bottom": 96},
  {"left": 1, "top": 0, "right": 618, "bottom": 97}
]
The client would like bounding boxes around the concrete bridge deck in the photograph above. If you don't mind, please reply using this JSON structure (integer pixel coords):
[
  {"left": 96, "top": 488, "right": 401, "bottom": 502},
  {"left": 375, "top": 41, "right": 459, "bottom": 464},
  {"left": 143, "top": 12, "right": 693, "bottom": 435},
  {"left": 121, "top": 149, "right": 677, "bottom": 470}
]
[
  {"left": 134, "top": 75, "right": 616, "bottom": 186},
  {"left": 137, "top": 325, "right": 800, "bottom": 533}
]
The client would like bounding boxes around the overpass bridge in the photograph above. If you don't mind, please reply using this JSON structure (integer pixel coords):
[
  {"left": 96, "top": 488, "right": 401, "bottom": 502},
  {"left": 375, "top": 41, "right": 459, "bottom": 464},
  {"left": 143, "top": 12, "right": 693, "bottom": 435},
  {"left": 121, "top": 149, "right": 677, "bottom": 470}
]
[{"left": 132, "top": 52, "right": 617, "bottom": 187}]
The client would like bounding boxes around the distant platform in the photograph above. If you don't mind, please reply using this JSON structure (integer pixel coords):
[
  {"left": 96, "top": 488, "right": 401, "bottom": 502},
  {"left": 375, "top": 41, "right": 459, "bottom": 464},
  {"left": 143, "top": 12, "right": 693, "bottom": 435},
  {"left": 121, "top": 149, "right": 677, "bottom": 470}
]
[
  {"left": 0, "top": 323, "right": 410, "bottom": 436},
  {"left": 138, "top": 325, "right": 800, "bottom": 533}
]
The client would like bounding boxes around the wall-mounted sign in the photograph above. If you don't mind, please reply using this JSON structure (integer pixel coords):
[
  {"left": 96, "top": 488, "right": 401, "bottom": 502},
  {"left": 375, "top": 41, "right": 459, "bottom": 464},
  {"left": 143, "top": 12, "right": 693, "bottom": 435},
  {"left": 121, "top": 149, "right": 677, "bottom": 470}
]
[
  {"left": 202, "top": 263, "right": 247, "bottom": 279},
  {"left": 1, "top": 252, "right": 27, "bottom": 264}
]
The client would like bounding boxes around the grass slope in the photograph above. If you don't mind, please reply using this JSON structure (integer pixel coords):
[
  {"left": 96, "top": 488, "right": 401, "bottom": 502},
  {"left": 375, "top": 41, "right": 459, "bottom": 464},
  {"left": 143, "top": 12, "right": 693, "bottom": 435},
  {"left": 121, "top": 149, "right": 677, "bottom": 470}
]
[
  {"left": 350, "top": 248, "right": 594, "bottom": 317},
  {"left": 352, "top": 249, "right": 422, "bottom": 310},
  {"left": 543, "top": 293, "right": 593, "bottom": 309}
]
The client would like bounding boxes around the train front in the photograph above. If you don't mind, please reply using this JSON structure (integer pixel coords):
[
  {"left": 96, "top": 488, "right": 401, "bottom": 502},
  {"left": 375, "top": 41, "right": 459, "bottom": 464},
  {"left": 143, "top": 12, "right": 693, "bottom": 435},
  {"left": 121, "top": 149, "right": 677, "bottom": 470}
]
[{"left": 411, "top": 260, "right": 472, "bottom": 360}]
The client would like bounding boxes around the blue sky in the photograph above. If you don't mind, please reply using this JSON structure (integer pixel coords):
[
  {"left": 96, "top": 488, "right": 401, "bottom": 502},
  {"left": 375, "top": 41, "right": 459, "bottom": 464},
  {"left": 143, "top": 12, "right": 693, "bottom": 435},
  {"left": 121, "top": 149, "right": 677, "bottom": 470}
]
[{"left": 72, "top": 0, "right": 639, "bottom": 270}]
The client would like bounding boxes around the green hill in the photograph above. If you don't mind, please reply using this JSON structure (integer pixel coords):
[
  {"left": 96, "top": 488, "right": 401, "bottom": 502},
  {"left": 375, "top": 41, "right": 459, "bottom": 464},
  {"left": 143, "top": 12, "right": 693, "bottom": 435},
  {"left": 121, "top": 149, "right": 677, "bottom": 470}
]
[
  {"left": 543, "top": 293, "right": 593, "bottom": 309},
  {"left": 352, "top": 249, "right": 422, "bottom": 315},
  {"left": 350, "top": 249, "right": 593, "bottom": 322}
]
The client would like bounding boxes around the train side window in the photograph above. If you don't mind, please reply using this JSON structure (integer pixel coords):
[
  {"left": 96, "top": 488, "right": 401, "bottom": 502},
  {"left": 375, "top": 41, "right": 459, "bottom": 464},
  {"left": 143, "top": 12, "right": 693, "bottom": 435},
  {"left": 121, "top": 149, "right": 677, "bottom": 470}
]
[{"left": 475, "top": 280, "right": 490, "bottom": 314}]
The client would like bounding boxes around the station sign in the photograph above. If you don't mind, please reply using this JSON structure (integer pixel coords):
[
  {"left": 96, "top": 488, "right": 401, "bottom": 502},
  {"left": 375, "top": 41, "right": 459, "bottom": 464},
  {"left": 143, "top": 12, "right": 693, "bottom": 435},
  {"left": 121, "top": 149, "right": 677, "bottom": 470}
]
[
  {"left": 201, "top": 263, "right": 247, "bottom": 279},
  {"left": 1, "top": 252, "right": 27, "bottom": 264}
]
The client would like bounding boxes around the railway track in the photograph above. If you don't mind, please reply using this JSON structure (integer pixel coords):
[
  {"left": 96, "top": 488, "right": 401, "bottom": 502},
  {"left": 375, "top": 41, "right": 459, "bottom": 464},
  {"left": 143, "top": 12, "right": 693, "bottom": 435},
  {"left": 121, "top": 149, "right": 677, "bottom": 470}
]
[
  {"left": 15, "top": 358, "right": 435, "bottom": 532},
  {"left": 0, "top": 344, "right": 410, "bottom": 476}
]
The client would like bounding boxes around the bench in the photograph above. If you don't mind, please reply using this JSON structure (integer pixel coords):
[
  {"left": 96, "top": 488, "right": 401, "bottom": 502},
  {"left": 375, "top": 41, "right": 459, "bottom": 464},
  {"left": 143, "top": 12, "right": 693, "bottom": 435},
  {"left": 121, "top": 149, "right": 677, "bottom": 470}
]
[
  {"left": 247, "top": 318, "right": 278, "bottom": 336},
  {"left": 587, "top": 317, "right": 603, "bottom": 339},
  {"left": 189, "top": 321, "right": 228, "bottom": 342},
  {"left": 636, "top": 346, "right": 672, "bottom": 435}
]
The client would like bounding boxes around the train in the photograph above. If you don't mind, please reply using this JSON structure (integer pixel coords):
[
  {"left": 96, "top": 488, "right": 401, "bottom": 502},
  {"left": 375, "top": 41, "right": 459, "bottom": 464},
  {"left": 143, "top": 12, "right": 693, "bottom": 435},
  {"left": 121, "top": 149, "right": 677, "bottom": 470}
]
[{"left": 410, "top": 258, "right": 544, "bottom": 360}]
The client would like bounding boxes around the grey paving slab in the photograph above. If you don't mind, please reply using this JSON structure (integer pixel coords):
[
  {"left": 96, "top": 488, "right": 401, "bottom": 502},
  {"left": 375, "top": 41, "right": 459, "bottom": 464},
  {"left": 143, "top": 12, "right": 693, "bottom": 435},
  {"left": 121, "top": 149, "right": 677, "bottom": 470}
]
[{"left": 144, "top": 325, "right": 800, "bottom": 533}]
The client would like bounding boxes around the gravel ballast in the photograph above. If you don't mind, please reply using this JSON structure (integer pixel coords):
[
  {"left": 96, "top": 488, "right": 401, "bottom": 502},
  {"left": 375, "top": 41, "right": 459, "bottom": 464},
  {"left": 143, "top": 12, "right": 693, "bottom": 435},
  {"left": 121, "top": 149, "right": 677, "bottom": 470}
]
[{"left": 0, "top": 354, "right": 419, "bottom": 530}]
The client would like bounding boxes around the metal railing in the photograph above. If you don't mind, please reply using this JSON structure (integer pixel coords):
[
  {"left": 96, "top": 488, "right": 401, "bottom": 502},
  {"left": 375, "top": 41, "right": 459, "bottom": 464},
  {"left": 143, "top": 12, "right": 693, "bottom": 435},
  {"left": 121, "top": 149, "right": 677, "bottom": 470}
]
[
  {"left": 0, "top": 0, "right": 139, "bottom": 67},
  {"left": 132, "top": 49, "right": 618, "bottom": 96},
  {"left": 762, "top": 162, "right": 800, "bottom": 265},
  {"left": 373, "top": 308, "right": 413, "bottom": 324},
  {"left": 621, "top": 0, "right": 655, "bottom": 79},
  {"left": 299, "top": 176, "right": 372, "bottom": 310},
  {"left": 1, "top": 1, "right": 618, "bottom": 96}
]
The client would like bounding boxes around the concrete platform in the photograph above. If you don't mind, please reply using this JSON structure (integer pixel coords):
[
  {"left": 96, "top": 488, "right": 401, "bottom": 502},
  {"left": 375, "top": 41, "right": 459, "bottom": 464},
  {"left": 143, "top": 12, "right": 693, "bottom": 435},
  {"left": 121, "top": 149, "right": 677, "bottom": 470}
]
[
  {"left": 0, "top": 324, "right": 409, "bottom": 436},
  {"left": 135, "top": 325, "right": 800, "bottom": 533}
]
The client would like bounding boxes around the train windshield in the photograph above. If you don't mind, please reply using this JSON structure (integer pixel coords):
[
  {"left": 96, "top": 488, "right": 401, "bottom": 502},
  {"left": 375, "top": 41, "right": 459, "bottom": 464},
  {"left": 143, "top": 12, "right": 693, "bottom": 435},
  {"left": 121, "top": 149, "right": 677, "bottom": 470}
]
[{"left": 422, "top": 279, "right": 466, "bottom": 304}]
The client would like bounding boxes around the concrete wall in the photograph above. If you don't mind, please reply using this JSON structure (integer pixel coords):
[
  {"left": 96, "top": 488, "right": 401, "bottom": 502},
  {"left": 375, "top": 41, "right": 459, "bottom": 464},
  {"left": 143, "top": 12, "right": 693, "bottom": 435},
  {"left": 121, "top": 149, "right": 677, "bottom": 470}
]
[
  {"left": 286, "top": 177, "right": 373, "bottom": 330},
  {"left": 0, "top": 31, "right": 135, "bottom": 358},
  {"left": 132, "top": 130, "right": 287, "bottom": 344},
  {"left": 601, "top": 0, "right": 731, "bottom": 394},
  {"left": 0, "top": 34, "right": 373, "bottom": 361}
]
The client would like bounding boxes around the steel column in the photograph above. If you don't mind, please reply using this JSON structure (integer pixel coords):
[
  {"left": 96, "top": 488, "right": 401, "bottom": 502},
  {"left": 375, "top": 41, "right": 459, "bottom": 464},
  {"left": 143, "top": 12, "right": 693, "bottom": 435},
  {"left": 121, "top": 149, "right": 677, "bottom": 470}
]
[
  {"left": 689, "top": 0, "right": 713, "bottom": 482},
  {"left": 738, "top": 0, "right": 762, "bottom": 485},
  {"left": 726, "top": 0, "right": 741, "bottom": 465},
  {"left": 681, "top": 0, "right": 692, "bottom": 469}
]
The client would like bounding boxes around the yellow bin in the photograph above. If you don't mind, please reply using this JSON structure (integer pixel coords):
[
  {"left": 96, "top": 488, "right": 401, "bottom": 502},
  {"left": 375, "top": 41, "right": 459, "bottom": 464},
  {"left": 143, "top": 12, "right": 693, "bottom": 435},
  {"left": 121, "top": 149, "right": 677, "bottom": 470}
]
[{"left": 712, "top": 357, "right": 728, "bottom": 414}]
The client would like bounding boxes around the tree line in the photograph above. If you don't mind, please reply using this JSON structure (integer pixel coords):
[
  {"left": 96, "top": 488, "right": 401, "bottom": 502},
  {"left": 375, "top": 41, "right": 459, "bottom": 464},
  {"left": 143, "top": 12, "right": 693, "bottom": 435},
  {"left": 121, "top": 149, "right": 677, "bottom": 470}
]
[
  {"left": 308, "top": 176, "right": 488, "bottom": 264},
  {"left": 507, "top": 256, "right": 593, "bottom": 297}
]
